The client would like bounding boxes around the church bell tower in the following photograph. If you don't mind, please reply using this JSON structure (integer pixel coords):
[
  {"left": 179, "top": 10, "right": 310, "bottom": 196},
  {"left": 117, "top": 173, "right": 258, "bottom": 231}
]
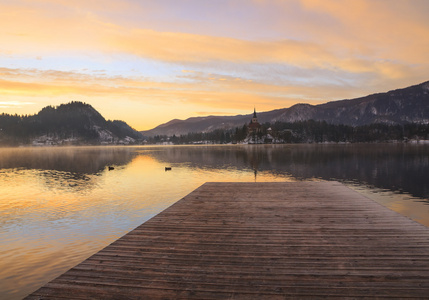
[{"left": 251, "top": 107, "right": 258, "bottom": 124}]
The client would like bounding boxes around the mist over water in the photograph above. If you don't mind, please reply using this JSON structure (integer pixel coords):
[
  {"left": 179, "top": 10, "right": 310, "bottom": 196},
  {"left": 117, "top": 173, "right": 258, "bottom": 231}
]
[{"left": 1, "top": 144, "right": 428, "bottom": 299}]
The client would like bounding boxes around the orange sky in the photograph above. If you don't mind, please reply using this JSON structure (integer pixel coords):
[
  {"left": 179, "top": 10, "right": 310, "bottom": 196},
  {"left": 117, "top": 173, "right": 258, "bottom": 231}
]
[{"left": 1, "top": 0, "right": 428, "bottom": 130}]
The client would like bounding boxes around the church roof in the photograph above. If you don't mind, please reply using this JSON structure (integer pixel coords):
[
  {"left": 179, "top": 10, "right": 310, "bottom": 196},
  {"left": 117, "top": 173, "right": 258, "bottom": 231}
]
[{"left": 248, "top": 121, "right": 260, "bottom": 129}]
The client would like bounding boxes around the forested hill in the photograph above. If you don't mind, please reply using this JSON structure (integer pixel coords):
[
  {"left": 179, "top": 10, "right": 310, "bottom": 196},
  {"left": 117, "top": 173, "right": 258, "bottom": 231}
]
[
  {"left": 0, "top": 102, "right": 142, "bottom": 146},
  {"left": 141, "top": 80, "right": 429, "bottom": 137}
]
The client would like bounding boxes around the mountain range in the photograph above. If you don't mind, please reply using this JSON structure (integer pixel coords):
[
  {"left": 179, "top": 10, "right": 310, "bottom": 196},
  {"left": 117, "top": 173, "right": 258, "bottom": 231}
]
[{"left": 141, "top": 81, "right": 429, "bottom": 137}]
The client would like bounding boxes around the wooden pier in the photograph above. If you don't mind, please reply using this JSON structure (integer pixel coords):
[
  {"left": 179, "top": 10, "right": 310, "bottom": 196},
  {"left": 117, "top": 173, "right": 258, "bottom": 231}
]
[{"left": 26, "top": 182, "right": 429, "bottom": 299}]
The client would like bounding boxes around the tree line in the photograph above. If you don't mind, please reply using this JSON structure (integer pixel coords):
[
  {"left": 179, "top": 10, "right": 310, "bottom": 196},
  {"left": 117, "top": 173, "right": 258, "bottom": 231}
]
[{"left": 147, "top": 120, "right": 429, "bottom": 144}]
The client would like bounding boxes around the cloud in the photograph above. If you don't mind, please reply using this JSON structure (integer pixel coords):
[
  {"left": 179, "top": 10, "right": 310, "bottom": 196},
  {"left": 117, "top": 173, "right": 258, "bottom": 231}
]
[
  {"left": 299, "top": 0, "right": 429, "bottom": 63},
  {"left": 0, "top": 67, "right": 323, "bottom": 111},
  {"left": 0, "top": 101, "right": 34, "bottom": 108},
  {"left": 108, "top": 28, "right": 327, "bottom": 66},
  {"left": 0, "top": 64, "right": 422, "bottom": 115},
  {"left": 2, "top": 0, "right": 427, "bottom": 78}
]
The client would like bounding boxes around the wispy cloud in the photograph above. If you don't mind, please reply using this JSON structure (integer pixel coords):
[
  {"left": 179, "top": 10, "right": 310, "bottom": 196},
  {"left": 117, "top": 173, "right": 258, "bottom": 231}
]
[
  {"left": 2, "top": 1, "right": 428, "bottom": 72},
  {"left": 0, "top": 101, "right": 34, "bottom": 108}
]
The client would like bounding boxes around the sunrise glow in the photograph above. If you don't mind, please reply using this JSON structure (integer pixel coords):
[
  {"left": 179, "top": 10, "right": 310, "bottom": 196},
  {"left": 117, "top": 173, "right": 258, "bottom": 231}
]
[{"left": 1, "top": 0, "right": 428, "bottom": 130}]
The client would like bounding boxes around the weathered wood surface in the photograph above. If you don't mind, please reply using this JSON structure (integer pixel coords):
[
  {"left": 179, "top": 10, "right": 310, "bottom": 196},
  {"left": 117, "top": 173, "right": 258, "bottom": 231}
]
[{"left": 26, "top": 182, "right": 429, "bottom": 299}]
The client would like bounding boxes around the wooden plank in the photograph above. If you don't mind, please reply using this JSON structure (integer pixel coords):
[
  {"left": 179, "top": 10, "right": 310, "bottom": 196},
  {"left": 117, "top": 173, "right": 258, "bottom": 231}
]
[{"left": 25, "top": 182, "right": 429, "bottom": 299}]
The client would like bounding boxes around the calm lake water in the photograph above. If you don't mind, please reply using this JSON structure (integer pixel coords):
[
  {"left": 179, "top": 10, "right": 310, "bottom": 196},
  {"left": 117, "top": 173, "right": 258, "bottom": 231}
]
[{"left": 1, "top": 144, "right": 429, "bottom": 299}]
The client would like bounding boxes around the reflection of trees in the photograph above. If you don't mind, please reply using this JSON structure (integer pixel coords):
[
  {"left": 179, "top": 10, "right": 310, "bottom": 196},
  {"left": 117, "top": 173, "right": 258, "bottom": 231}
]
[
  {"left": 149, "top": 144, "right": 429, "bottom": 199},
  {"left": 151, "top": 145, "right": 274, "bottom": 171},
  {"left": 274, "top": 144, "right": 429, "bottom": 199},
  {"left": 0, "top": 147, "right": 137, "bottom": 192},
  {"left": 39, "top": 170, "right": 98, "bottom": 193},
  {"left": 0, "top": 147, "right": 136, "bottom": 173},
  {"left": 1, "top": 145, "right": 428, "bottom": 199}
]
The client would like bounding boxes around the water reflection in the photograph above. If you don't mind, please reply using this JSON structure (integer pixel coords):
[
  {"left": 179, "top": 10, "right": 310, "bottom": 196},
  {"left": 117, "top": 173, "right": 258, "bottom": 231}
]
[
  {"left": 151, "top": 144, "right": 429, "bottom": 200},
  {"left": 2, "top": 145, "right": 427, "bottom": 200},
  {"left": 0, "top": 146, "right": 136, "bottom": 173},
  {"left": 1, "top": 144, "right": 428, "bottom": 300},
  {"left": 0, "top": 146, "right": 138, "bottom": 196}
]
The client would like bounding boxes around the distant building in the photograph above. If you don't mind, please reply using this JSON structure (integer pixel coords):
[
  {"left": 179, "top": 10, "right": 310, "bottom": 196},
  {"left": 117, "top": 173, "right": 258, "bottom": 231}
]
[
  {"left": 248, "top": 108, "right": 261, "bottom": 135},
  {"left": 264, "top": 127, "right": 274, "bottom": 143}
]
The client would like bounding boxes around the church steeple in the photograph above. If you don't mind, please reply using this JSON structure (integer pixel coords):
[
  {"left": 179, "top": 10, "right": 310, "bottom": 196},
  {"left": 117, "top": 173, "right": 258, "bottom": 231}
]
[
  {"left": 251, "top": 107, "right": 258, "bottom": 124},
  {"left": 248, "top": 107, "right": 261, "bottom": 142}
]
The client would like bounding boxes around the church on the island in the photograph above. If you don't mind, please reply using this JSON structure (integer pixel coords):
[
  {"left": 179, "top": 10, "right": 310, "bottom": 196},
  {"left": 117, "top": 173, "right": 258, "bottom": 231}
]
[
  {"left": 248, "top": 108, "right": 261, "bottom": 135},
  {"left": 247, "top": 108, "right": 274, "bottom": 144}
]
